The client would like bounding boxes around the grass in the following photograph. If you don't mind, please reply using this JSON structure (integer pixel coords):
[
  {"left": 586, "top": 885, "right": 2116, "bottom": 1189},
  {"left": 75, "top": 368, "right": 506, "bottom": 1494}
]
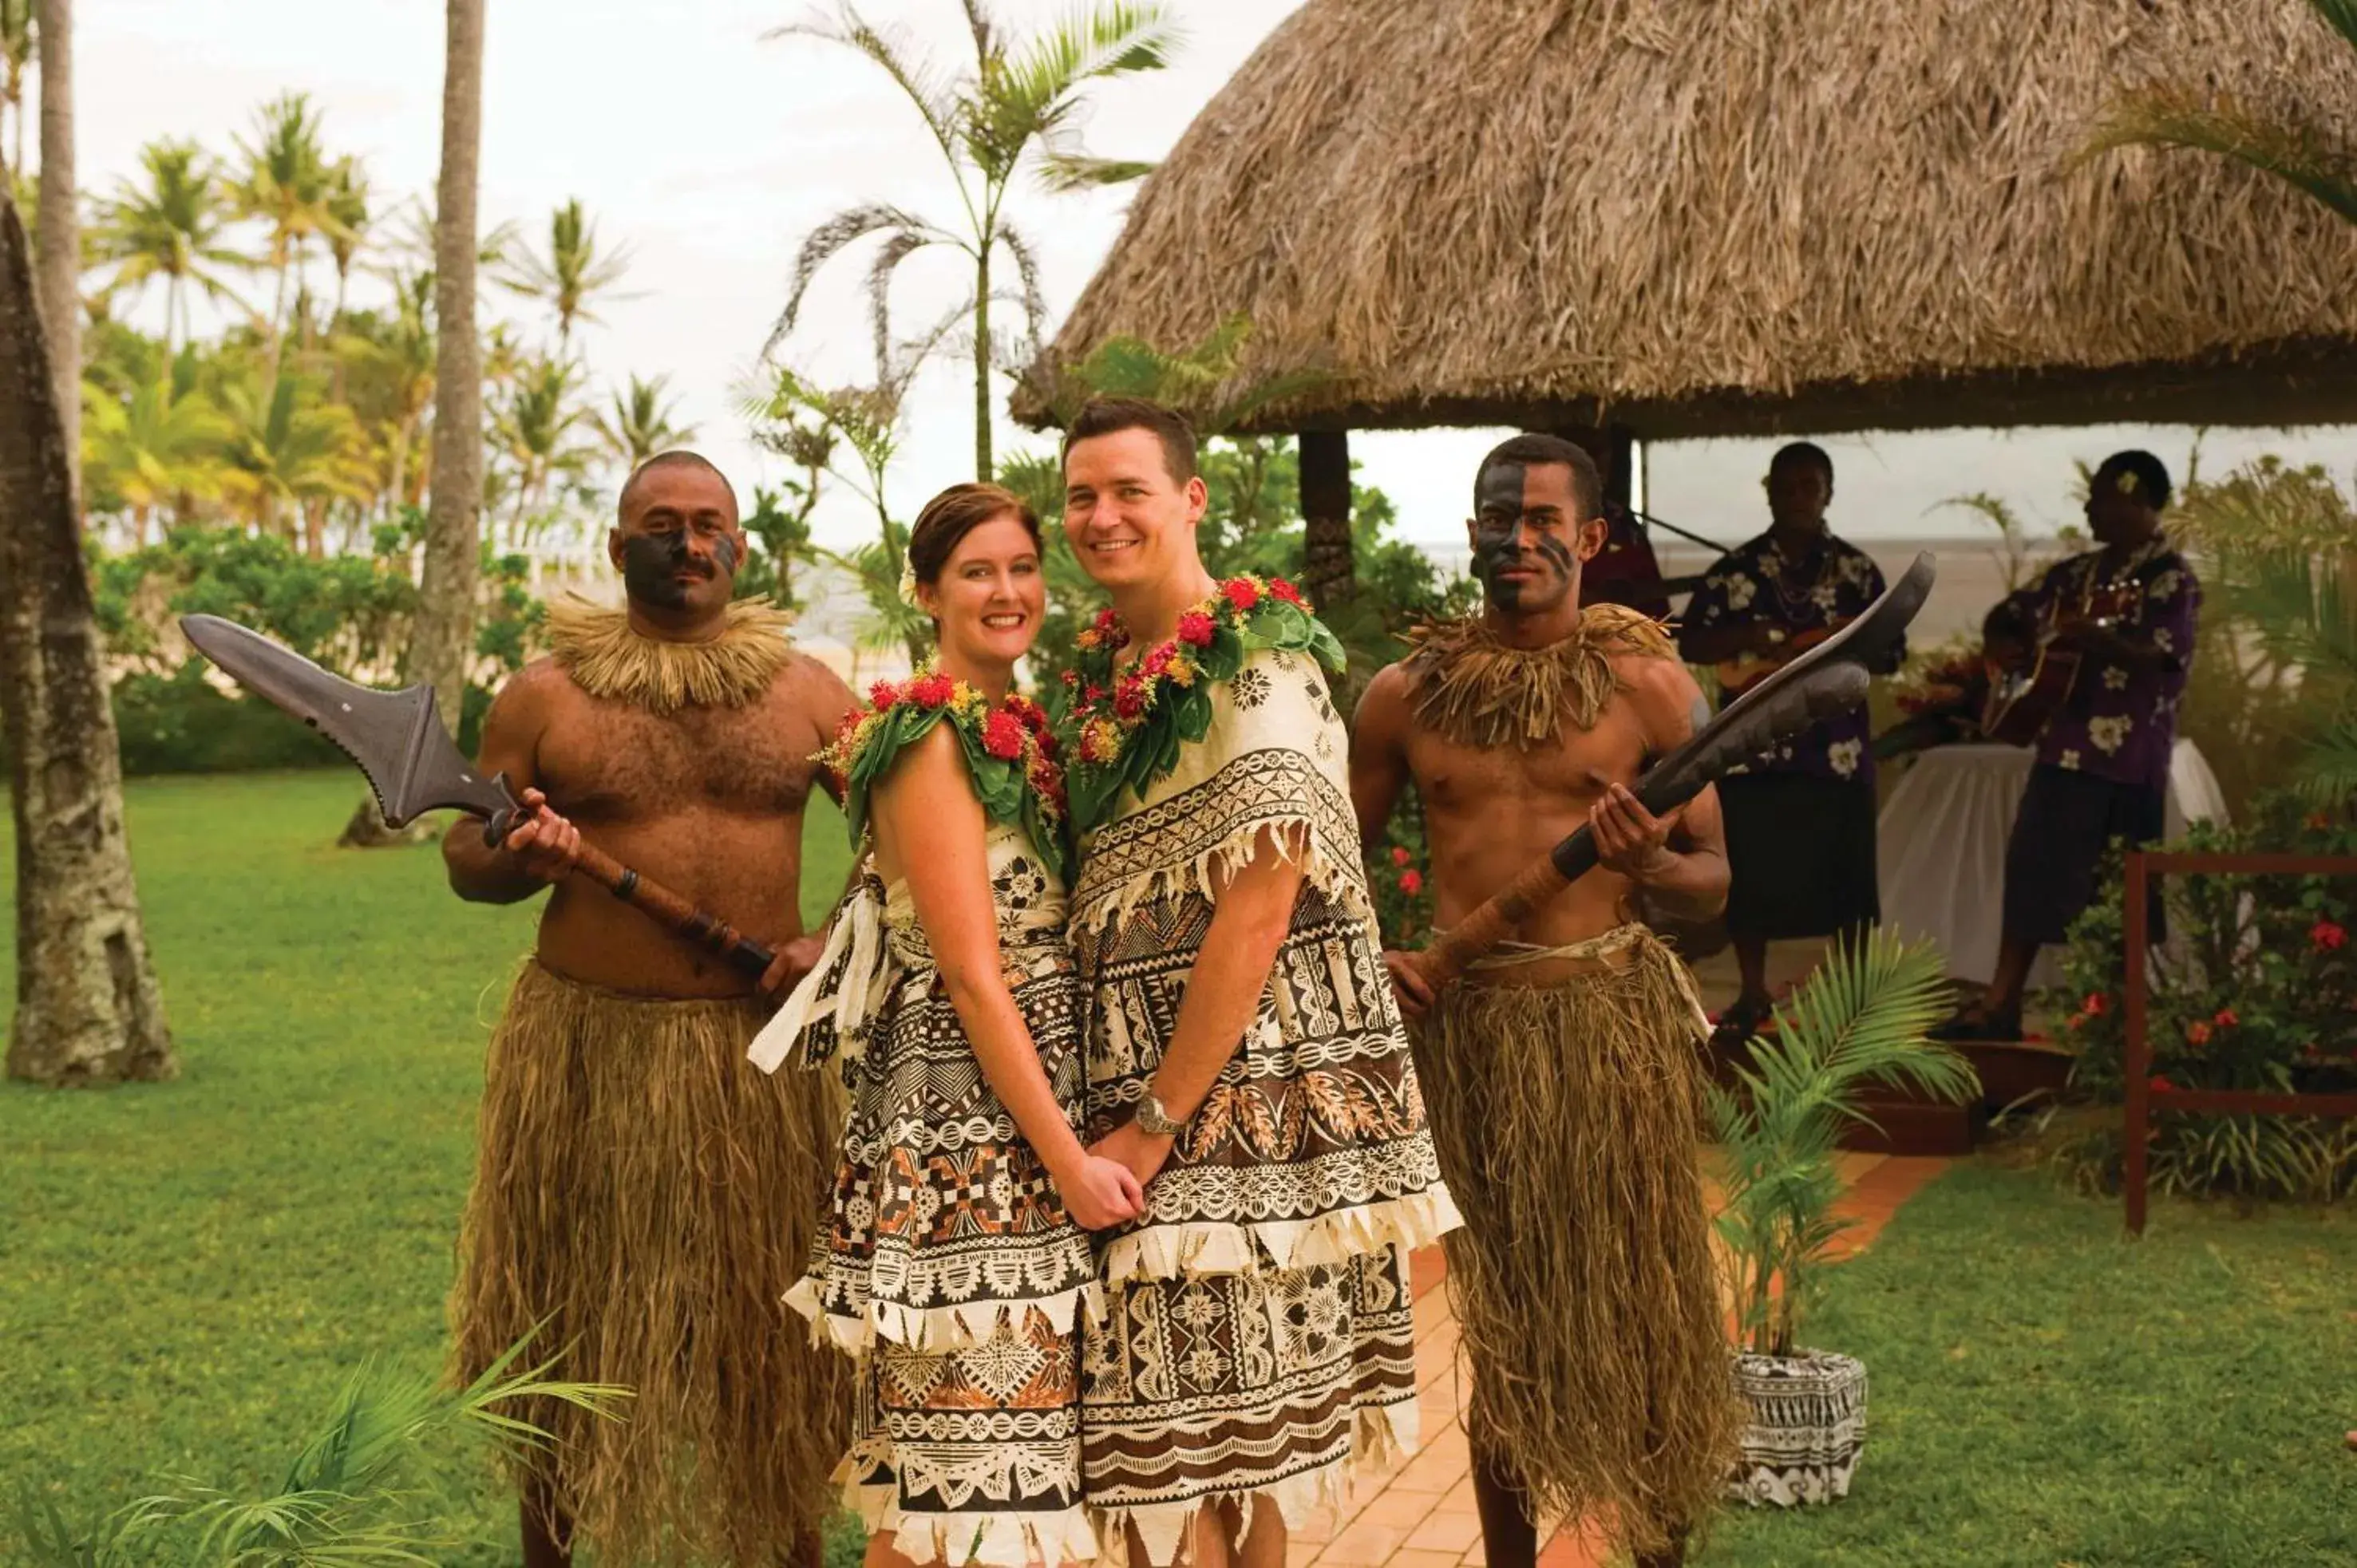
[
  {"left": 0, "top": 768, "right": 852, "bottom": 1563},
  {"left": 1696, "top": 1162, "right": 2357, "bottom": 1567},
  {"left": 6, "top": 773, "right": 2357, "bottom": 1566}
]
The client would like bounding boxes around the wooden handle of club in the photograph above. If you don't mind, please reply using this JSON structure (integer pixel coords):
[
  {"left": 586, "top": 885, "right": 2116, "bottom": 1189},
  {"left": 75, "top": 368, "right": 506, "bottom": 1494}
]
[
  {"left": 568, "top": 841, "right": 778, "bottom": 981},
  {"left": 1409, "top": 856, "right": 1573, "bottom": 992}
]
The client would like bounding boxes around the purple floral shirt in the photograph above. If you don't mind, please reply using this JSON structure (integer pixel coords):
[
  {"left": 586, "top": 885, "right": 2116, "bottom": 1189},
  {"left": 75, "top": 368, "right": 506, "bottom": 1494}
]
[
  {"left": 1678, "top": 531, "right": 1896, "bottom": 784},
  {"left": 2013, "top": 539, "right": 2200, "bottom": 789}
]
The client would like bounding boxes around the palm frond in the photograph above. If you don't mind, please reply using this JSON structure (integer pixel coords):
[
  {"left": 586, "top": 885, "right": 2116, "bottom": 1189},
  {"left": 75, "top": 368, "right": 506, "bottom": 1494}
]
[
  {"left": 2310, "top": 0, "right": 2357, "bottom": 56},
  {"left": 991, "top": 222, "right": 1050, "bottom": 356},
  {"left": 2086, "top": 85, "right": 2357, "bottom": 225},
  {"left": 1034, "top": 150, "right": 1157, "bottom": 192},
  {"left": 769, "top": 4, "right": 961, "bottom": 158},
  {"left": 2295, "top": 717, "right": 2357, "bottom": 804},
  {"left": 767, "top": 203, "right": 951, "bottom": 358}
]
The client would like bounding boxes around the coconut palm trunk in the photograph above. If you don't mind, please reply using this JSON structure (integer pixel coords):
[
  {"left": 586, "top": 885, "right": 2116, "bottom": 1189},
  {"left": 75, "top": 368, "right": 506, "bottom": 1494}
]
[
  {"left": 0, "top": 197, "right": 175, "bottom": 1084},
  {"left": 32, "top": 0, "right": 72, "bottom": 497},
  {"left": 346, "top": 0, "right": 481, "bottom": 850}
]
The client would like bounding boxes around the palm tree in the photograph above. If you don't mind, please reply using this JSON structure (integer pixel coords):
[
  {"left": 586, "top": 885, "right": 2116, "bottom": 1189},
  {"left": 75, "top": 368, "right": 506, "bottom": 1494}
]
[
  {"left": 220, "top": 369, "right": 373, "bottom": 550},
  {"left": 2088, "top": 0, "right": 2357, "bottom": 224},
  {"left": 1, "top": 0, "right": 30, "bottom": 176},
  {"left": 90, "top": 138, "right": 251, "bottom": 350},
  {"left": 322, "top": 155, "right": 370, "bottom": 330},
  {"left": 497, "top": 196, "right": 632, "bottom": 352},
  {"left": 82, "top": 357, "right": 234, "bottom": 543},
  {"left": 34, "top": 0, "right": 74, "bottom": 497},
  {"left": 406, "top": 0, "right": 488, "bottom": 760},
  {"left": 492, "top": 353, "right": 592, "bottom": 542},
  {"left": 591, "top": 371, "right": 693, "bottom": 469},
  {"left": 333, "top": 268, "right": 436, "bottom": 517},
  {"left": 766, "top": 0, "right": 1180, "bottom": 478},
  {"left": 224, "top": 91, "right": 346, "bottom": 385}
]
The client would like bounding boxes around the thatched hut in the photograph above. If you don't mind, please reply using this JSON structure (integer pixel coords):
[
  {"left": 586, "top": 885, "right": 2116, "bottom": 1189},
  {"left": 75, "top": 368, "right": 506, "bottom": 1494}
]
[{"left": 1014, "top": 0, "right": 2357, "bottom": 598}]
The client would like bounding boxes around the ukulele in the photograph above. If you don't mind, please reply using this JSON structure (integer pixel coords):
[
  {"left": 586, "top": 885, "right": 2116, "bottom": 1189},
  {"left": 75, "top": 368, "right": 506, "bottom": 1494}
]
[
  {"left": 1979, "top": 579, "right": 2140, "bottom": 747},
  {"left": 1714, "top": 622, "right": 1846, "bottom": 697}
]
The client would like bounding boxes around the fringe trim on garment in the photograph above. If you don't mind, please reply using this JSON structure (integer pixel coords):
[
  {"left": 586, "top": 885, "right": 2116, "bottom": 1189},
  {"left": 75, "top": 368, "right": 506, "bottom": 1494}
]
[
  {"left": 787, "top": 1274, "right": 1108, "bottom": 1356},
  {"left": 547, "top": 592, "right": 795, "bottom": 713},
  {"left": 1090, "top": 1399, "right": 1419, "bottom": 1568},
  {"left": 1097, "top": 1190, "right": 1463, "bottom": 1286},
  {"left": 1401, "top": 605, "right": 1678, "bottom": 750},
  {"left": 838, "top": 1451, "right": 1104, "bottom": 1568},
  {"left": 1071, "top": 816, "right": 1370, "bottom": 943}
]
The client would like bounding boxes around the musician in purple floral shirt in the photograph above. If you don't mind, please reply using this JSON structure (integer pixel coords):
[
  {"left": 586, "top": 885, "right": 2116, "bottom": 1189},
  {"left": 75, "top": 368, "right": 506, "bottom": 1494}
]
[
  {"left": 1943, "top": 450, "right": 2201, "bottom": 1039},
  {"left": 1677, "top": 443, "right": 1900, "bottom": 1043}
]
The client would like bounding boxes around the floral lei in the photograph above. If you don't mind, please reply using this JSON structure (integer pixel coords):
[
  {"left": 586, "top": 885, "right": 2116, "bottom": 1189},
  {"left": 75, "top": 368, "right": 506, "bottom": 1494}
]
[
  {"left": 1059, "top": 573, "right": 1345, "bottom": 831},
  {"left": 820, "top": 667, "right": 1070, "bottom": 881}
]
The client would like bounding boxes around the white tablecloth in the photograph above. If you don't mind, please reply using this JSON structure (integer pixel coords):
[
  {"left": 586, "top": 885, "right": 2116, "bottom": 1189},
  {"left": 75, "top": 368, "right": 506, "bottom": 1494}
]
[{"left": 1876, "top": 741, "right": 2228, "bottom": 988}]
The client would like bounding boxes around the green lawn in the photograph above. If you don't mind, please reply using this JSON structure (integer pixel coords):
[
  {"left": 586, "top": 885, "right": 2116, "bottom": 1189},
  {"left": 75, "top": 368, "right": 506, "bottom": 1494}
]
[
  {"left": 0, "top": 769, "right": 852, "bottom": 1562},
  {"left": 5, "top": 774, "right": 2356, "bottom": 1566},
  {"left": 1697, "top": 1163, "right": 2357, "bottom": 1566}
]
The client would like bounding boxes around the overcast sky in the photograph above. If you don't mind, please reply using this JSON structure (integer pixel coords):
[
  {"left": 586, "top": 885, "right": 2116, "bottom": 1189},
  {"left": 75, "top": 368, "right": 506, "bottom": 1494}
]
[{"left": 77, "top": 0, "right": 2355, "bottom": 566}]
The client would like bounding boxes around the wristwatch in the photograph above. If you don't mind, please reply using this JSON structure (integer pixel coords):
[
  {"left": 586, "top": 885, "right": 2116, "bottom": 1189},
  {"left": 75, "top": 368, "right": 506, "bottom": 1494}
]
[{"left": 1135, "top": 1090, "right": 1186, "bottom": 1138}]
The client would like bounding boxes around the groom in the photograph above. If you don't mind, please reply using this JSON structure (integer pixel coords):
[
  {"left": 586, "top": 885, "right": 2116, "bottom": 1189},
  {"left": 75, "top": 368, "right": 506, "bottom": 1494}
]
[{"left": 1057, "top": 397, "right": 1461, "bottom": 1568}]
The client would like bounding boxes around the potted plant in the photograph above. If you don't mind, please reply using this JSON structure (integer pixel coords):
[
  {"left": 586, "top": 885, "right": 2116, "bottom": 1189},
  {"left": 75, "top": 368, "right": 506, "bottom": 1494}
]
[{"left": 1711, "top": 930, "right": 1977, "bottom": 1507}]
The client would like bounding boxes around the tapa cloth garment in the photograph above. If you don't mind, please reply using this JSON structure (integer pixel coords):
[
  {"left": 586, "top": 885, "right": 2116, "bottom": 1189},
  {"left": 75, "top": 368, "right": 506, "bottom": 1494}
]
[
  {"left": 748, "top": 818, "right": 1098, "bottom": 1568},
  {"left": 1070, "top": 644, "right": 1461, "bottom": 1564},
  {"left": 1416, "top": 927, "right": 1741, "bottom": 1562},
  {"left": 449, "top": 961, "right": 850, "bottom": 1568}
]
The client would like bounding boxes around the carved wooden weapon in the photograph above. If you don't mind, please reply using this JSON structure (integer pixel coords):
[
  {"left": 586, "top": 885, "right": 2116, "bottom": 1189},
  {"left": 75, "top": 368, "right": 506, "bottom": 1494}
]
[
  {"left": 180, "top": 614, "right": 778, "bottom": 978},
  {"left": 1410, "top": 552, "right": 1937, "bottom": 989}
]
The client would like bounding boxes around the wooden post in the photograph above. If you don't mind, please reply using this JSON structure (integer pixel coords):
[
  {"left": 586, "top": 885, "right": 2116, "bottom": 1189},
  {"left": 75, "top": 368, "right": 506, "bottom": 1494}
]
[
  {"left": 2123, "top": 850, "right": 2151, "bottom": 1237},
  {"left": 1298, "top": 429, "right": 1354, "bottom": 610}
]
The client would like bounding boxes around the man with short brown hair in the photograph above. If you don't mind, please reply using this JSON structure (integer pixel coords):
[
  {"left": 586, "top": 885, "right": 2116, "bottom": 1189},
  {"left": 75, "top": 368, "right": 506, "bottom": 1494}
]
[{"left": 444, "top": 450, "right": 855, "bottom": 1568}]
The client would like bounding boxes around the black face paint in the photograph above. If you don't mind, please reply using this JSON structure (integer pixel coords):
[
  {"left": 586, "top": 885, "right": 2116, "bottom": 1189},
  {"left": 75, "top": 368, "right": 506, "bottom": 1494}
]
[
  {"left": 711, "top": 532, "right": 739, "bottom": 576},
  {"left": 1469, "top": 461, "right": 1575, "bottom": 611},
  {"left": 622, "top": 529, "right": 697, "bottom": 608}
]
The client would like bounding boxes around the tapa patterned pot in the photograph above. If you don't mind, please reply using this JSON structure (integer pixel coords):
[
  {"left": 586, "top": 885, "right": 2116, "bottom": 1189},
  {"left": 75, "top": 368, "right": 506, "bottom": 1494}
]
[{"left": 1725, "top": 1349, "right": 1868, "bottom": 1507}]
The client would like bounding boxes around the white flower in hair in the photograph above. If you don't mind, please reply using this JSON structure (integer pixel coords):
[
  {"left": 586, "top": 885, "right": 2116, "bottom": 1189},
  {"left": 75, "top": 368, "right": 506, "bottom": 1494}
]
[{"left": 897, "top": 556, "right": 923, "bottom": 610}]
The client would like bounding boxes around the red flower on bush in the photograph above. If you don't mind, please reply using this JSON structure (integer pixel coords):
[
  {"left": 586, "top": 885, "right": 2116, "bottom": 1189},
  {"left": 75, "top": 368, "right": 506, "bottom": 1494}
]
[
  {"left": 1398, "top": 869, "right": 1424, "bottom": 895},
  {"left": 2213, "top": 1007, "right": 2239, "bottom": 1029},
  {"left": 982, "top": 709, "right": 1026, "bottom": 760},
  {"left": 1390, "top": 846, "right": 1413, "bottom": 867},
  {"left": 2082, "top": 992, "right": 2109, "bottom": 1017},
  {"left": 2312, "top": 920, "right": 2347, "bottom": 952},
  {"left": 1177, "top": 610, "right": 1216, "bottom": 647},
  {"left": 909, "top": 673, "right": 955, "bottom": 709},
  {"left": 1270, "top": 578, "right": 1304, "bottom": 606},
  {"left": 1223, "top": 578, "right": 1260, "bottom": 612},
  {"left": 2149, "top": 1075, "right": 2176, "bottom": 1092},
  {"left": 2306, "top": 810, "right": 2335, "bottom": 832},
  {"left": 2185, "top": 1020, "right": 2213, "bottom": 1046}
]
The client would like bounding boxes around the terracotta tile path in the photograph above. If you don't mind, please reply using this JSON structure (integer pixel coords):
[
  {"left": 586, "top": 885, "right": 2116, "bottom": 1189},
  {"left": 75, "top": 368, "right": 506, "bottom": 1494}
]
[{"left": 1288, "top": 1153, "right": 1953, "bottom": 1568}]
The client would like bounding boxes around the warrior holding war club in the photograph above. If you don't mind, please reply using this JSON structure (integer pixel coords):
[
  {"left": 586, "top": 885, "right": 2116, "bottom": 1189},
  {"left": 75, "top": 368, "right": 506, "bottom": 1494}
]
[
  {"left": 1351, "top": 433, "right": 1742, "bottom": 1568},
  {"left": 441, "top": 450, "right": 856, "bottom": 1568}
]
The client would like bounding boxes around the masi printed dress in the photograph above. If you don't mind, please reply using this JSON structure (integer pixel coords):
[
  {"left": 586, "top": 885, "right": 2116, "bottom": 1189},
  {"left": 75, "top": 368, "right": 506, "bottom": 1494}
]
[
  {"left": 1059, "top": 577, "right": 1462, "bottom": 1565},
  {"left": 749, "top": 673, "right": 1097, "bottom": 1568}
]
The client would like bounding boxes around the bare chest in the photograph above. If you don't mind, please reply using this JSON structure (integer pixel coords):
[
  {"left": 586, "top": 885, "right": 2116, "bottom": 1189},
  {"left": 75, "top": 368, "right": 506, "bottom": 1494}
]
[
  {"left": 1409, "top": 705, "right": 1651, "bottom": 818},
  {"left": 534, "top": 692, "right": 819, "bottom": 823}
]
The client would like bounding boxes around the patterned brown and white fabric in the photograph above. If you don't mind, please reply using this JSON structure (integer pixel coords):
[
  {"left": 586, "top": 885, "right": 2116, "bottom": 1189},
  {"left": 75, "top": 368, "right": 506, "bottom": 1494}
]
[
  {"left": 1070, "top": 646, "right": 1461, "bottom": 1564},
  {"left": 751, "top": 820, "right": 1098, "bottom": 1568}
]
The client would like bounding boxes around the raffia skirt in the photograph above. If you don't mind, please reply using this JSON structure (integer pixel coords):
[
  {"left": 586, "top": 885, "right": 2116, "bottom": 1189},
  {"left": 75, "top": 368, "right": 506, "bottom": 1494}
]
[
  {"left": 1414, "top": 930, "right": 1740, "bottom": 1558},
  {"left": 448, "top": 961, "right": 852, "bottom": 1568}
]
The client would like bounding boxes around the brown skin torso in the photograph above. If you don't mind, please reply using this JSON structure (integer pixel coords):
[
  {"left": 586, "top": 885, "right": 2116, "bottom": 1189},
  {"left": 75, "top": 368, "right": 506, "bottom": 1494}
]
[
  {"left": 1355, "top": 652, "right": 1724, "bottom": 990},
  {"left": 443, "top": 652, "right": 852, "bottom": 997}
]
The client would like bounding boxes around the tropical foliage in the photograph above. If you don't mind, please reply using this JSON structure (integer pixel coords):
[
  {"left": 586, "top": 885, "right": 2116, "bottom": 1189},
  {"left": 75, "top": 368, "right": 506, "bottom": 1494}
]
[
  {"left": 1711, "top": 933, "right": 1975, "bottom": 1357},
  {"left": 14, "top": 1339, "right": 624, "bottom": 1568},
  {"left": 2049, "top": 796, "right": 2357, "bottom": 1203},
  {"left": 765, "top": 0, "right": 1180, "bottom": 476}
]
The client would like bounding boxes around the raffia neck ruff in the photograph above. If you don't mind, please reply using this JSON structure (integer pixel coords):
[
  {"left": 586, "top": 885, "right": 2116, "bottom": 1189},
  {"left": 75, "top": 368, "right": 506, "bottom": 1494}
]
[
  {"left": 1402, "top": 605, "right": 1678, "bottom": 749},
  {"left": 546, "top": 594, "right": 796, "bottom": 713}
]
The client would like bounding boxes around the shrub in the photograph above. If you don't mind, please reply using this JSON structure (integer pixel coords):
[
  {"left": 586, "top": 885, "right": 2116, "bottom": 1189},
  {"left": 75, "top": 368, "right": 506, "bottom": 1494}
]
[{"left": 2050, "top": 794, "right": 2357, "bottom": 1201}]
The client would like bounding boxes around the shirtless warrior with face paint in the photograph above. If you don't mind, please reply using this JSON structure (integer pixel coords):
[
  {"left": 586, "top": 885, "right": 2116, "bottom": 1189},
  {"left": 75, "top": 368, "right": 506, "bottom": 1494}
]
[
  {"left": 1351, "top": 434, "right": 1741, "bottom": 1568},
  {"left": 442, "top": 452, "right": 856, "bottom": 1568}
]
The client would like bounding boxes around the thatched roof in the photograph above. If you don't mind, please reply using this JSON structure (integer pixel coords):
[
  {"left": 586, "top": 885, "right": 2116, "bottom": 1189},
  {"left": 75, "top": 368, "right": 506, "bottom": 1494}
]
[{"left": 1014, "top": 0, "right": 2357, "bottom": 438}]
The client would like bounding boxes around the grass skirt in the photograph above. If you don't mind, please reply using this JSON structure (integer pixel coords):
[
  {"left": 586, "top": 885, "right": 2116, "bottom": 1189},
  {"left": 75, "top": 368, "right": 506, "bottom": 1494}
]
[
  {"left": 449, "top": 961, "right": 852, "bottom": 1568},
  {"left": 1417, "top": 934, "right": 1739, "bottom": 1557}
]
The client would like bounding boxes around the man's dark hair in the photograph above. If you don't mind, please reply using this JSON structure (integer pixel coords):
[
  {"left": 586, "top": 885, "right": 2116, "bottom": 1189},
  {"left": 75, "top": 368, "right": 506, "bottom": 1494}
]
[
  {"left": 1061, "top": 397, "right": 1199, "bottom": 484},
  {"left": 2096, "top": 449, "right": 2173, "bottom": 511},
  {"left": 1474, "top": 432, "right": 1603, "bottom": 519},
  {"left": 1769, "top": 441, "right": 1835, "bottom": 484},
  {"left": 618, "top": 449, "right": 735, "bottom": 523}
]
